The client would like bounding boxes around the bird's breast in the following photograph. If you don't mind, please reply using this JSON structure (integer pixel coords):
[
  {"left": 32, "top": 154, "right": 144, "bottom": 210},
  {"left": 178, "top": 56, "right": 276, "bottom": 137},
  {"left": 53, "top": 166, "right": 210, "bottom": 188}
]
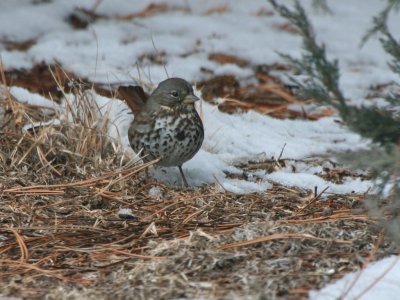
[{"left": 129, "top": 106, "right": 204, "bottom": 167}]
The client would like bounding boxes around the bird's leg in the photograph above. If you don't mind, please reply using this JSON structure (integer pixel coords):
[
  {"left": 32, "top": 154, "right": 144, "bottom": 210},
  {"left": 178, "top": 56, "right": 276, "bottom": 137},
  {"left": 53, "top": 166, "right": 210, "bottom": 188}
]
[{"left": 178, "top": 165, "right": 189, "bottom": 187}]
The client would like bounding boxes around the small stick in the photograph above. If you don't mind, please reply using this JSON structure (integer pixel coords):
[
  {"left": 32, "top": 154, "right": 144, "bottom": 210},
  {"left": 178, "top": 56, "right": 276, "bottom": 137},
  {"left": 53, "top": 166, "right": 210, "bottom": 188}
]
[
  {"left": 296, "top": 186, "right": 329, "bottom": 214},
  {"left": 277, "top": 142, "right": 286, "bottom": 161}
]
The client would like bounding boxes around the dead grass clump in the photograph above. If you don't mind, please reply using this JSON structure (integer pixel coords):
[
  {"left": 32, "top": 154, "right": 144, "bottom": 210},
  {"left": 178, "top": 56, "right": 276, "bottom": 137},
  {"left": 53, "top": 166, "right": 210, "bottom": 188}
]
[
  {"left": 0, "top": 80, "right": 128, "bottom": 185},
  {"left": 0, "top": 75, "right": 154, "bottom": 297}
]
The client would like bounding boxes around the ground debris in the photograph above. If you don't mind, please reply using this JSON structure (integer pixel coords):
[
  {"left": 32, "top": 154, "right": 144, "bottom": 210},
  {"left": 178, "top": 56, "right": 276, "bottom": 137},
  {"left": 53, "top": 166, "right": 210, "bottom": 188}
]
[
  {"left": 0, "top": 153, "right": 396, "bottom": 299},
  {"left": 0, "top": 65, "right": 397, "bottom": 300},
  {"left": 1, "top": 0, "right": 400, "bottom": 298}
]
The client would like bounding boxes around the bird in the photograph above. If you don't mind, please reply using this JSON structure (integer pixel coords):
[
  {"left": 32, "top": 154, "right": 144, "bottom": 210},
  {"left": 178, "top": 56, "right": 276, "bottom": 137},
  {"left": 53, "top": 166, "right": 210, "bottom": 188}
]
[{"left": 119, "top": 78, "right": 204, "bottom": 186}]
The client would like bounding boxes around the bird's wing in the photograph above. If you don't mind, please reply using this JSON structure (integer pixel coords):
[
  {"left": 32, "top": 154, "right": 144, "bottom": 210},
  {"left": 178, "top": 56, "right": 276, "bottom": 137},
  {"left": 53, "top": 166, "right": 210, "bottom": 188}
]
[
  {"left": 129, "top": 110, "right": 157, "bottom": 135},
  {"left": 118, "top": 85, "right": 147, "bottom": 113}
]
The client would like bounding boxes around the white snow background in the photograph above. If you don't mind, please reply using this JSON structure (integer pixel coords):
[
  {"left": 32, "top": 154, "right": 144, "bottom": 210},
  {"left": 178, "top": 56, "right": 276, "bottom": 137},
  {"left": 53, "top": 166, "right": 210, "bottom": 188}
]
[{"left": 1, "top": 0, "right": 399, "bottom": 298}]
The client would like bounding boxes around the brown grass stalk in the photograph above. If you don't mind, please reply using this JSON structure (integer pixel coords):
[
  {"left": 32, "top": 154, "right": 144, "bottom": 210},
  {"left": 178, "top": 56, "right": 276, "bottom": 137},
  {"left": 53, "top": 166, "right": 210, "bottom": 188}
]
[{"left": 218, "top": 232, "right": 351, "bottom": 250}]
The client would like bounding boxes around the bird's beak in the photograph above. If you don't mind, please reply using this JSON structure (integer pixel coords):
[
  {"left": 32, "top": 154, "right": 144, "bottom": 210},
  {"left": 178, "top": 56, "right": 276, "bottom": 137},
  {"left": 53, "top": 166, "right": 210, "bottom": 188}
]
[{"left": 183, "top": 94, "right": 200, "bottom": 105}]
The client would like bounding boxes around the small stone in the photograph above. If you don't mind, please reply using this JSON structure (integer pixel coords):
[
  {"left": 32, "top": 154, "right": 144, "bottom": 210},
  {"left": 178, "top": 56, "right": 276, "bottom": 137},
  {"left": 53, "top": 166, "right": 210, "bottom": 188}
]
[{"left": 118, "top": 208, "right": 136, "bottom": 220}]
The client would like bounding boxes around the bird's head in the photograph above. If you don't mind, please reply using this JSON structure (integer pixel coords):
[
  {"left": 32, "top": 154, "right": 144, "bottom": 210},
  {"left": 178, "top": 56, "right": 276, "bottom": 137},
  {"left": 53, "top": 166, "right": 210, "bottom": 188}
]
[{"left": 148, "top": 78, "right": 199, "bottom": 109}]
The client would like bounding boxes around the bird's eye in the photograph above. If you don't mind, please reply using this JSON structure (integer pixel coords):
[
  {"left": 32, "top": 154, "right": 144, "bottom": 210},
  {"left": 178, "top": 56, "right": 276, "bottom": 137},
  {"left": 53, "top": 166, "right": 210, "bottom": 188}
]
[{"left": 171, "top": 91, "right": 179, "bottom": 97}]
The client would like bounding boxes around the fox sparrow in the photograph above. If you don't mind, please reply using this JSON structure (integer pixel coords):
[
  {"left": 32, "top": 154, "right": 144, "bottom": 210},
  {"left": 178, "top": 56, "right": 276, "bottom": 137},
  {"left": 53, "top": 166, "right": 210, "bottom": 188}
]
[{"left": 121, "top": 78, "right": 204, "bottom": 186}]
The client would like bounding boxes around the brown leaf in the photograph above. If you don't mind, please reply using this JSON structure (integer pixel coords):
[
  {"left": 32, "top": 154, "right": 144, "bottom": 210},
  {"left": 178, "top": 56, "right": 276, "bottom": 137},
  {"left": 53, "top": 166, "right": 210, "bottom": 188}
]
[
  {"left": 208, "top": 53, "right": 249, "bottom": 67},
  {"left": 118, "top": 3, "right": 170, "bottom": 20},
  {"left": 255, "top": 8, "right": 274, "bottom": 17},
  {"left": 203, "top": 5, "right": 230, "bottom": 15},
  {"left": 197, "top": 75, "right": 239, "bottom": 102},
  {"left": 1, "top": 39, "right": 36, "bottom": 51},
  {"left": 273, "top": 22, "right": 301, "bottom": 35}
]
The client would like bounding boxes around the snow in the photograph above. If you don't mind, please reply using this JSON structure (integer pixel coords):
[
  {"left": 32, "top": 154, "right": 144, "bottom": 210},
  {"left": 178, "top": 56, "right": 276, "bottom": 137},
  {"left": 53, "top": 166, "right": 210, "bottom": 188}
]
[
  {"left": 148, "top": 186, "right": 163, "bottom": 200},
  {"left": 265, "top": 171, "right": 370, "bottom": 195},
  {"left": 2, "top": 0, "right": 397, "bottom": 86},
  {"left": 216, "top": 178, "right": 272, "bottom": 194},
  {"left": 117, "top": 208, "right": 135, "bottom": 219},
  {"left": 310, "top": 256, "right": 400, "bottom": 300},
  {"left": 1, "top": 0, "right": 399, "bottom": 296},
  {"left": 10, "top": 86, "right": 59, "bottom": 109}
]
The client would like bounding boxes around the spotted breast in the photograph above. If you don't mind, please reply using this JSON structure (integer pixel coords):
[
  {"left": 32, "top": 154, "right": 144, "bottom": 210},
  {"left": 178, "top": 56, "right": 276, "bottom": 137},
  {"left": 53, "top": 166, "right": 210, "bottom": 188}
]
[{"left": 129, "top": 103, "right": 204, "bottom": 167}]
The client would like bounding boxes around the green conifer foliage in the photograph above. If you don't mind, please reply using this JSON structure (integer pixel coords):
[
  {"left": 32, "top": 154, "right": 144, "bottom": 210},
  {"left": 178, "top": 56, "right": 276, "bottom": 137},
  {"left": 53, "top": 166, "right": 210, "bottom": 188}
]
[{"left": 269, "top": 0, "right": 400, "bottom": 242}]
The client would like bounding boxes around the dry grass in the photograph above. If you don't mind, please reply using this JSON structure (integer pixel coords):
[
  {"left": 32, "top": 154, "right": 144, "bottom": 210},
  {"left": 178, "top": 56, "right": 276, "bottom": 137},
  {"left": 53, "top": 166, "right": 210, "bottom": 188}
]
[
  {"left": 1, "top": 178, "right": 395, "bottom": 299},
  {"left": 0, "top": 67, "right": 398, "bottom": 299}
]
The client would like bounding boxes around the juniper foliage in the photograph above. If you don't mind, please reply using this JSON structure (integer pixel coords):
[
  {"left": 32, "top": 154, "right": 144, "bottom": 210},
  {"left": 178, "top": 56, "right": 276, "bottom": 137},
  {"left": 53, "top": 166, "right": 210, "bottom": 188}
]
[
  {"left": 311, "top": 0, "right": 332, "bottom": 14},
  {"left": 268, "top": 0, "right": 400, "bottom": 144},
  {"left": 269, "top": 0, "right": 400, "bottom": 242},
  {"left": 269, "top": 0, "right": 347, "bottom": 116},
  {"left": 360, "top": 0, "right": 400, "bottom": 117},
  {"left": 364, "top": 0, "right": 400, "bottom": 78}
]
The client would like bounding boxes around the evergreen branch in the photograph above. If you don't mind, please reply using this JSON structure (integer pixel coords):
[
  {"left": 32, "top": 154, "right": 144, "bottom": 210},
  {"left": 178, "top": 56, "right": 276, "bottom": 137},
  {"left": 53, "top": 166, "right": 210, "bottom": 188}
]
[
  {"left": 380, "top": 33, "right": 400, "bottom": 76},
  {"left": 386, "top": 88, "right": 400, "bottom": 105},
  {"left": 311, "top": 0, "right": 332, "bottom": 14},
  {"left": 269, "top": 0, "right": 400, "bottom": 144},
  {"left": 361, "top": 5, "right": 391, "bottom": 46},
  {"left": 361, "top": 0, "right": 400, "bottom": 76},
  {"left": 361, "top": 0, "right": 400, "bottom": 45},
  {"left": 269, "top": 0, "right": 349, "bottom": 117},
  {"left": 338, "top": 146, "right": 396, "bottom": 178},
  {"left": 269, "top": 0, "right": 400, "bottom": 244},
  {"left": 347, "top": 106, "right": 400, "bottom": 144}
]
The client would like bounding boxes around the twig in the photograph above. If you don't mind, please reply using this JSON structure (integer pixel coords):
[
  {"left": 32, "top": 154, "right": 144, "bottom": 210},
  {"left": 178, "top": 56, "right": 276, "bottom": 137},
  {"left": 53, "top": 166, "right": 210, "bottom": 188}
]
[
  {"left": 296, "top": 186, "right": 329, "bottom": 214},
  {"left": 218, "top": 232, "right": 351, "bottom": 250},
  {"left": 10, "top": 229, "right": 29, "bottom": 262}
]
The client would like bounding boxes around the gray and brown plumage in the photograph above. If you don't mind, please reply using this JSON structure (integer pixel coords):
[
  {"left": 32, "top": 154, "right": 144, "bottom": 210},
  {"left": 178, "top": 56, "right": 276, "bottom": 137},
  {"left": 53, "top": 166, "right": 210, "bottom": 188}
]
[{"left": 119, "top": 78, "right": 204, "bottom": 186}]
